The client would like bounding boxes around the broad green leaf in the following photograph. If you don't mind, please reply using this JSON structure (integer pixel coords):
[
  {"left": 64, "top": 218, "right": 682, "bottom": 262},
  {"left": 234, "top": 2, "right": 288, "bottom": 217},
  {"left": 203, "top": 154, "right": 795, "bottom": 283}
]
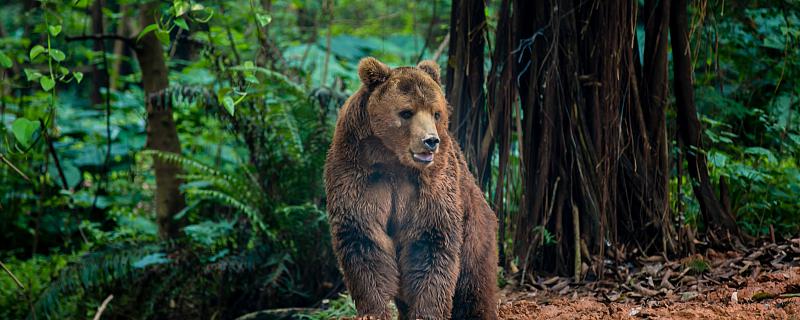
[
  {"left": 24, "top": 69, "right": 43, "bottom": 81},
  {"left": 193, "top": 8, "right": 214, "bottom": 23},
  {"left": 744, "top": 147, "right": 777, "bottom": 164},
  {"left": 0, "top": 51, "right": 12, "bottom": 68},
  {"left": 12, "top": 118, "right": 38, "bottom": 148},
  {"left": 222, "top": 95, "right": 235, "bottom": 116},
  {"left": 29, "top": 45, "right": 45, "bottom": 60},
  {"left": 174, "top": 18, "right": 189, "bottom": 31},
  {"left": 156, "top": 30, "right": 170, "bottom": 46},
  {"left": 245, "top": 74, "right": 259, "bottom": 84},
  {"left": 255, "top": 13, "right": 272, "bottom": 27},
  {"left": 136, "top": 24, "right": 159, "bottom": 42},
  {"left": 133, "top": 253, "right": 171, "bottom": 269},
  {"left": 49, "top": 49, "right": 65, "bottom": 62},
  {"left": 48, "top": 161, "right": 81, "bottom": 189},
  {"left": 40, "top": 77, "right": 55, "bottom": 91},
  {"left": 73, "top": 71, "right": 83, "bottom": 83},
  {"left": 216, "top": 87, "right": 232, "bottom": 104},
  {"left": 48, "top": 25, "right": 62, "bottom": 37},
  {"left": 173, "top": 0, "right": 190, "bottom": 16}
]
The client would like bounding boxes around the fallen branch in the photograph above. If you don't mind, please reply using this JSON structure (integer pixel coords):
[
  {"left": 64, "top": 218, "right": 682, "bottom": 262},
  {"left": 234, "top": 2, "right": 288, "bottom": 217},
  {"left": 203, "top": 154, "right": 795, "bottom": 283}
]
[
  {"left": 0, "top": 153, "right": 32, "bottom": 182},
  {"left": 573, "top": 206, "right": 581, "bottom": 282},
  {"left": 0, "top": 260, "right": 24, "bottom": 290},
  {"left": 1, "top": 260, "right": 37, "bottom": 320},
  {"left": 92, "top": 294, "right": 114, "bottom": 320}
]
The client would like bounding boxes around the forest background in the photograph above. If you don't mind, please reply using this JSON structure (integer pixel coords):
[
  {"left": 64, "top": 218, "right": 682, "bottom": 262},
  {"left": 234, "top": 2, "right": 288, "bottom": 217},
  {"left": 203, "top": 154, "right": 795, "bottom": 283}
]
[{"left": 0, "top": 0, "right": 798, "bottom": 319}]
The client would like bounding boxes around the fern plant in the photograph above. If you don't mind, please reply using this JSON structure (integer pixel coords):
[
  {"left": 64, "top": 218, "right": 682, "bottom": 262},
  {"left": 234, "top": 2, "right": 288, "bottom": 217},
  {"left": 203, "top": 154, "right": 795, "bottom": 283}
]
[{"left": 142, "top": 150, "right": 271, "bottom": 236}]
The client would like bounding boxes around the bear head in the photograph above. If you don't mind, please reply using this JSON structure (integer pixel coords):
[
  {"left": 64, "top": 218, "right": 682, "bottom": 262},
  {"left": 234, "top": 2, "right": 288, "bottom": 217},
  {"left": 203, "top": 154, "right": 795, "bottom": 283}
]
[{"left": 357, "top": 57, "right": 449, "bottom": 170}]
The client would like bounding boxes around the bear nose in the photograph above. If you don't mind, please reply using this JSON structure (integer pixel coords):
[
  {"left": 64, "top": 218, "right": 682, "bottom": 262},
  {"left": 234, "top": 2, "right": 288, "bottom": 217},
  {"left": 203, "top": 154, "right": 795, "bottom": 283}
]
[{"left": 423, "top": 136, "right": 440, "bottom": 151}]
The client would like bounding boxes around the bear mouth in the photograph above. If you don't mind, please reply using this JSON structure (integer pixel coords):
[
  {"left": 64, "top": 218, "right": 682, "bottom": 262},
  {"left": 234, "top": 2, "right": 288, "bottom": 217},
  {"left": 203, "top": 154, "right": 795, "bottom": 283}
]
[{"left": 412, "top": 152, "right": 434, "bottom": 163}]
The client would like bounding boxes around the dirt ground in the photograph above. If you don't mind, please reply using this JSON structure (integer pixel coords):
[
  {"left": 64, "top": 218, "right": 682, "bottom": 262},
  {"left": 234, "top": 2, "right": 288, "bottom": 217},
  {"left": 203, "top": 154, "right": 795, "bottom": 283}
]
[{"left": 498, "top": 239, "right": 800, "bottom": 319}]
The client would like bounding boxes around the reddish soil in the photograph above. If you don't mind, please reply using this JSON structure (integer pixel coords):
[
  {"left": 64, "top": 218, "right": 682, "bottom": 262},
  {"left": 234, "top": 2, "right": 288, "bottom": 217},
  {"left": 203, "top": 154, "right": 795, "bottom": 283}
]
[{"left": 498, "top": 239, "right": 800, "bottom": 319}]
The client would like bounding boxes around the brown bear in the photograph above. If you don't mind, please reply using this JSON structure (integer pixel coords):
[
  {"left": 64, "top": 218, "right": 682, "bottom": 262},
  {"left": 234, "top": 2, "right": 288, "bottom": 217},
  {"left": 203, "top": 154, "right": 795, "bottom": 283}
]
[{"left": 324, "top": 57, "right": 498, "bottom": 319}]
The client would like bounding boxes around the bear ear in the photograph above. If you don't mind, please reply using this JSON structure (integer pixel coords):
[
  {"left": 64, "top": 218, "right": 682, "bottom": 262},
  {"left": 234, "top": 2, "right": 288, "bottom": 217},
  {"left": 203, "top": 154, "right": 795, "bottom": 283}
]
[
  {"left": 358, "top": 57, "right": 391, "bottom": 89},
  {"left": 417, "top": 60, "right": 440, "bottom": 84}
]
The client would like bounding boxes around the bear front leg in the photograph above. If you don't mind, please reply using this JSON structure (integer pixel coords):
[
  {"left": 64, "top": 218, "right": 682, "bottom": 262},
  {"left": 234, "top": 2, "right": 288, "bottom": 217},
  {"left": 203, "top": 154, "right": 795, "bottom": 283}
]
[
  {"left": 399, "top": 226, "right": 463, "bottom": 319},
  {"left": 452, "top": 192, "right": 499, "bottom": 319},
  {"left": 331, "top": 216, "right": 398, "bottom": 319}
]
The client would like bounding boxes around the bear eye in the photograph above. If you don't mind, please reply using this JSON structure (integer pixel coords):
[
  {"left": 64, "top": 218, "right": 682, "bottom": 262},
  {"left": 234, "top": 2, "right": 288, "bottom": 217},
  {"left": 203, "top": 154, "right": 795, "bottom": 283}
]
[
  {"left": 434, "top": 112, "right": 441, "bottom": 121},
  {"left": 399, "top": 110, "right": 414, "bottom": 119}
]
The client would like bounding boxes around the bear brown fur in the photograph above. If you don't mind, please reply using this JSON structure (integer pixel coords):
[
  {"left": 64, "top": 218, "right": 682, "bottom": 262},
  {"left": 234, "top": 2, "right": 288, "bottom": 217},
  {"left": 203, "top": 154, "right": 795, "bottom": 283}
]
[{"left": 324, "top": 57, "right": 498, "bottom": 319}]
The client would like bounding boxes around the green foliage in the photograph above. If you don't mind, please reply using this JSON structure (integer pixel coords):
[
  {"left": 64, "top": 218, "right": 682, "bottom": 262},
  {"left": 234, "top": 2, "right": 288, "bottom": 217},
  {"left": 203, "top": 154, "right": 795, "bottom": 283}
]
[
  {"left": 144, "top": 150, "right": 269, "bottom": 234},
  {"left": 296, "top": 293, "right": 358, "bottom": 320},
  {"left": 690, "top": 3, "right": 800, "bottom": 236},
  {"left": 0, "top": 254, "right": 72, "bottom": 320},
  {"left": 683, "top": 256, "right": 711, "bottom": 275},
  {"left": 1, "top": 0, "right": 797, "bottom": 318}
]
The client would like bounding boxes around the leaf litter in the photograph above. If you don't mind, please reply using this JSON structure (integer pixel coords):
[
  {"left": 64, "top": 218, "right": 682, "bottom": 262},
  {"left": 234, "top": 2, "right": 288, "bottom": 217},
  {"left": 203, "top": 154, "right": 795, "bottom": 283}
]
[{"left": 499, "top": 238, "right": 800, "bottom": 319}]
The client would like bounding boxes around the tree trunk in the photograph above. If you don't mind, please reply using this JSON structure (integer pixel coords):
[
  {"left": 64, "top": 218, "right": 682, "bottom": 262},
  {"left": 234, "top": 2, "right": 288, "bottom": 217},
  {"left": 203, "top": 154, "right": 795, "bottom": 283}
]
[
  {"left": 445, "top": 0, "right": 489, "bottom": 187},
  {"left": 444, "top": 0, "right": 737, "bottom": 279},
  {"left": 640, "top": 0, "right": 675, "bottom": 253},
  {"left": 615, "top": 0, "right": 679, "bottom": 255},
  {"left": 506, "top": 0, "right": 679, "bottom": 277},
  {"left": 486, "top": 0, "right": 514, "bottom": 268},
  {"left": 135, "top": 1, "right": 185, "bottom": 239},
  {"left": 670, "top": 0, "right": 740, "bottom": 239}
]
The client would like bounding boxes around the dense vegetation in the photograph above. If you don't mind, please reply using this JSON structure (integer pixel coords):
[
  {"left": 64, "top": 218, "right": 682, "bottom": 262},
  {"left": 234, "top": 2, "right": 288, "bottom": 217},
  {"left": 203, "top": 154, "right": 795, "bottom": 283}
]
[{"left": 0, "top": 0, "right": 797, "bottom": 319}]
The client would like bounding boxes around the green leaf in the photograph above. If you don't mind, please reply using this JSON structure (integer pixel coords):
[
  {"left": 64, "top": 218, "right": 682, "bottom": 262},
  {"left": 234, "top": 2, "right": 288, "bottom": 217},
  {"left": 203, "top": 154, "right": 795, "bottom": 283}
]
[
  {"left": 48, "top": 161, "right": 81, "bottom": 189},
  {"left": 156, "top": 30, "right": 170, "bottom": 46},
  {"left": 0, "top": 51, "right": 12, "bottom": 68},
  {"left": 245, "top": 74, "right": 260, "bottom": 84},
  {"left": 744, "top": 147, "right": 777, "bottom": 164},
  {"left": 193, "top": 7, "right": 214, "bottom": 23},
  {"left": 216, "top": 87, "right": 231, "bottom": 104},
  {"left": 133, "top": 253, "right": 171, "bottom": 269},
  {"left": 48, "top": 25, "right": 62, "bottom": 37},
  {"left": 29, "top": 45, "right": 45, "bottom": 60},
  {"left": 233, "top": 92, "right": 248, "bottom": 105},
  {"left": 40, "top": 77, "right": 55, "bottom": 91},
  {"left": 12, "top": 118, "right": 38, "bottom": 148},
  {"left": 49, "top": 49, "right": 65, "bottom": 62},
  {"left": 174, "top": 18, "right": 189, "bottom": 31},
  {"left": 255, "top": 13, "right": 272, "bottom": 27},
  {"left": 136, "top": 24, "right": 159, "bottom": 42},
  {"left": 173, "top": 0, "right": 190, "bottom": 16},
  {"left": 24, "top": 69, "right": 43, "bottom": 81},
  {"left": 222, "top": 95, "right": 235, "bottom": 116},
  {"left": 73, "top": 71, "right": 83, "bottom": 83}
]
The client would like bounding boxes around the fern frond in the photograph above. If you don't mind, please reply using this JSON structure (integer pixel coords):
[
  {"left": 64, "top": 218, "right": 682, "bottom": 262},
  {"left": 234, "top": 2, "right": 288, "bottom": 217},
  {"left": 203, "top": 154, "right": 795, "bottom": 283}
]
[
  {"left": 266, "top": 102, "right": 305, "bottom": 160},
  {"left": 228, "top": 65, "right": 306, "bottom": 99},
  {"left": 32, "top": 242, "right": 165, "bottom": 319},
  {"left": 185, "top": 189, "right": 267, "bottom": 233},
  {"left": 141, "top": 150, "right": 224, "bottom": 178}
]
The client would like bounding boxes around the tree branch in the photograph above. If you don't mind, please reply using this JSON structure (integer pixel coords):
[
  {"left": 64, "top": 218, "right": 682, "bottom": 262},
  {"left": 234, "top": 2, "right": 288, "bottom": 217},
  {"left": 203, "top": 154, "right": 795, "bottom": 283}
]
[
  {"left": 0, "top": 153, "right": 32, "bottom": 183},
  {"left": 40, "top": 120, "right": 70, "bottom": 190},
  {"left": 92, "top": 294, "right": 114, "bottom": 320}
]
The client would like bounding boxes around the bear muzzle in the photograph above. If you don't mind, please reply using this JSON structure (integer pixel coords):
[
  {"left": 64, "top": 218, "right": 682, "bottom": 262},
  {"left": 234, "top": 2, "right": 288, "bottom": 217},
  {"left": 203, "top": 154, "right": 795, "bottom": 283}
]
[{"left": 412, "top": 134, "right": 439, "bottom": 164}]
